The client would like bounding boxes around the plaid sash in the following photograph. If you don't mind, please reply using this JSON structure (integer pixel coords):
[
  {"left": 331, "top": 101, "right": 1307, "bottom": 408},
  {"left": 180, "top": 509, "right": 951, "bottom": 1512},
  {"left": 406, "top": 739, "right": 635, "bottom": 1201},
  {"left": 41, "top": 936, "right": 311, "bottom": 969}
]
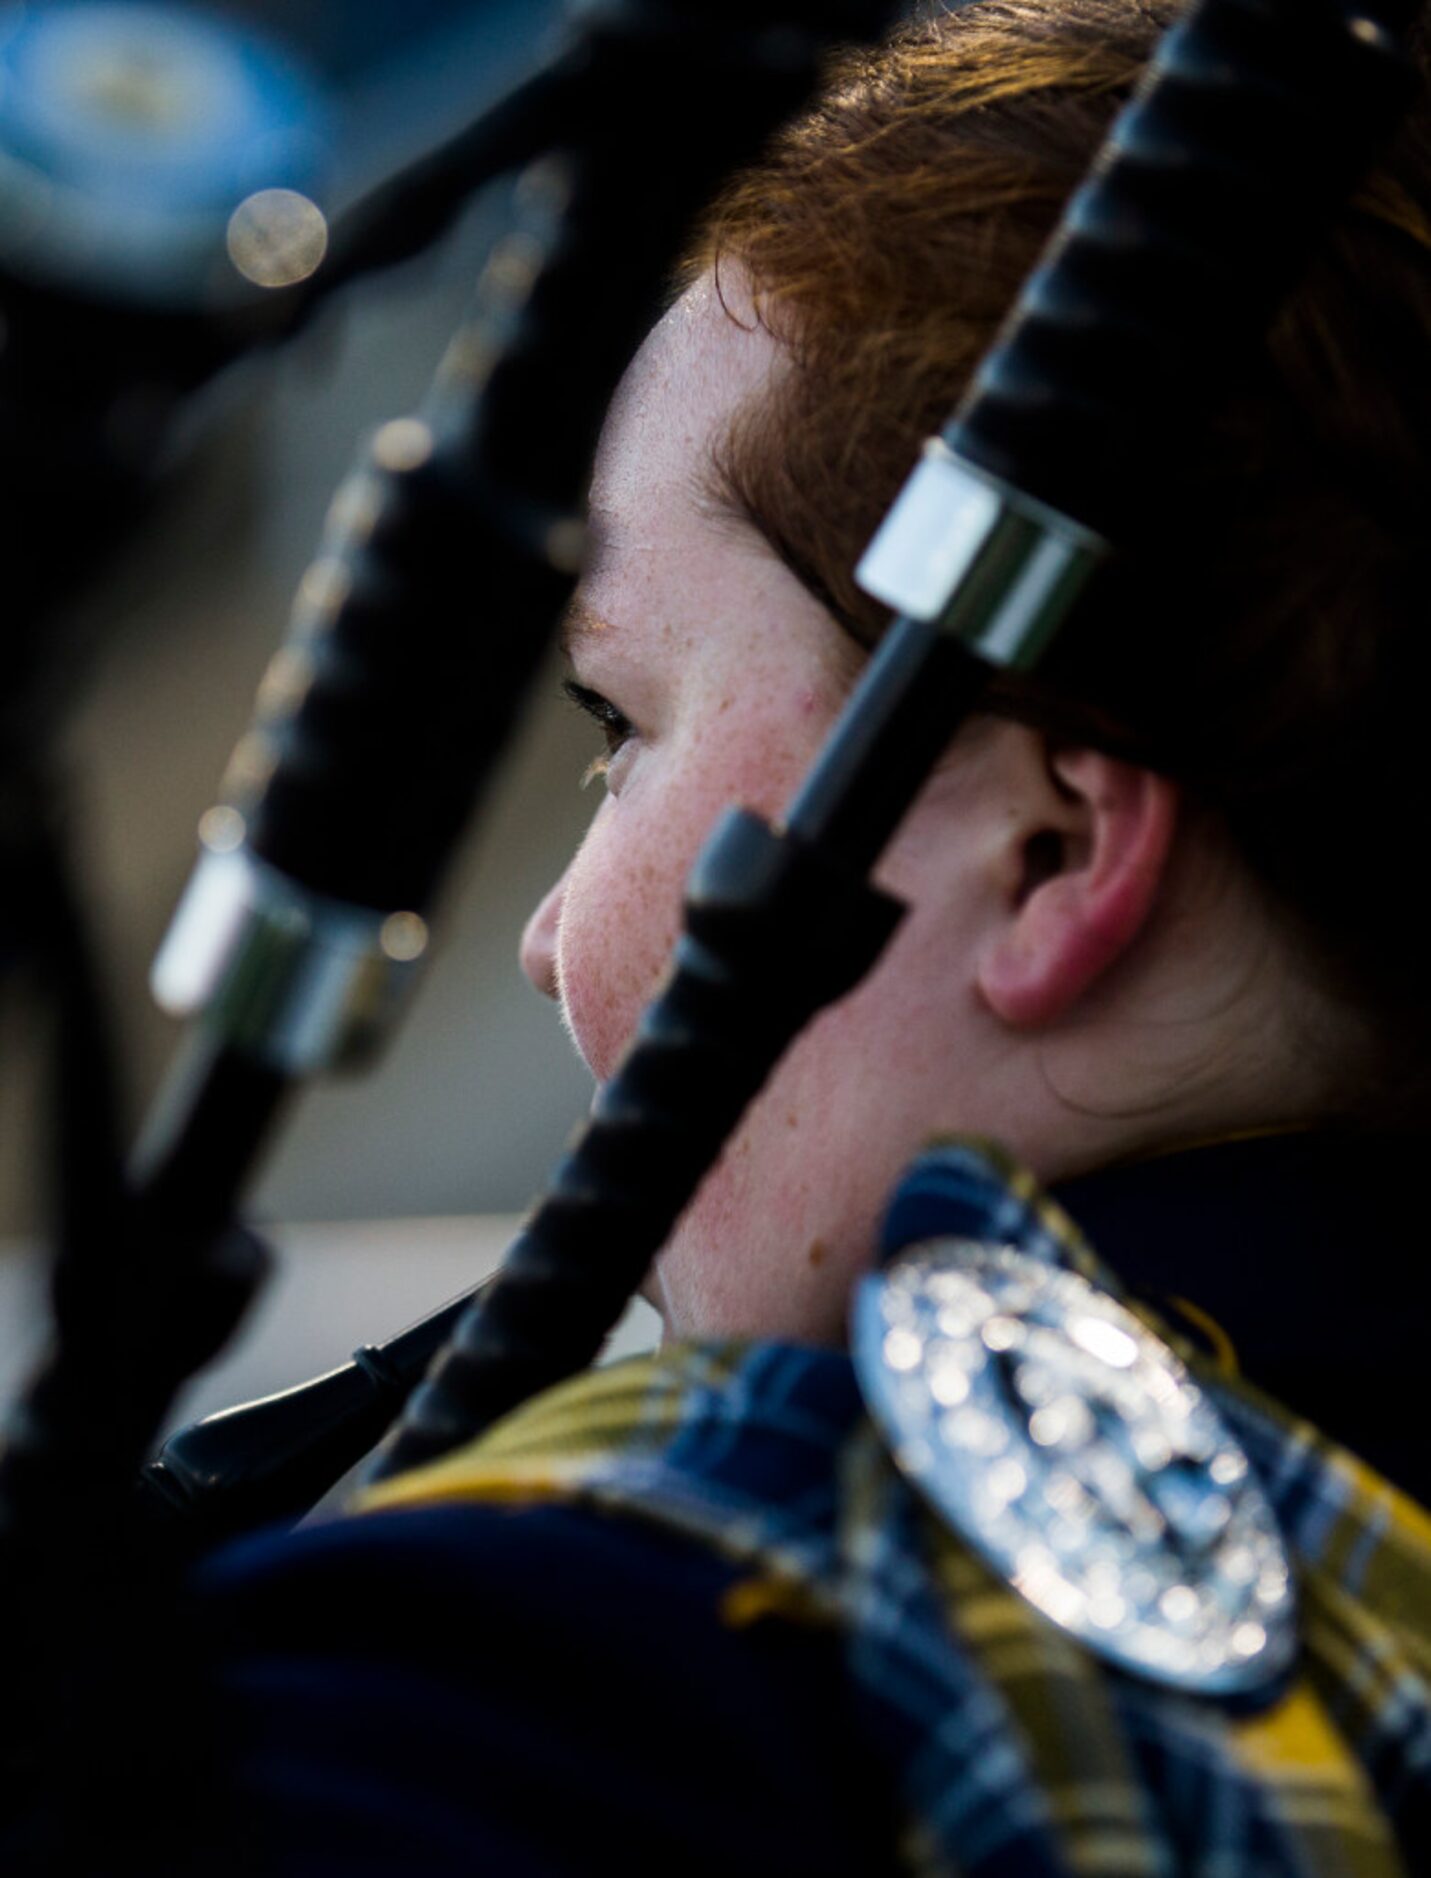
[{"left": 361, "top": 1143, "right": 1431, "bottom": 1877}]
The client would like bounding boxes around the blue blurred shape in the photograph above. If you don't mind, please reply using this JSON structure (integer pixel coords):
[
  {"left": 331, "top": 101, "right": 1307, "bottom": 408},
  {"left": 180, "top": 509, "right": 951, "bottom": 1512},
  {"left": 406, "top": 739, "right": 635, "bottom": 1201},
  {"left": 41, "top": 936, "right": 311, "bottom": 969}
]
[{"left": 0, "top": 2, "right": 329, "bottom": 302}]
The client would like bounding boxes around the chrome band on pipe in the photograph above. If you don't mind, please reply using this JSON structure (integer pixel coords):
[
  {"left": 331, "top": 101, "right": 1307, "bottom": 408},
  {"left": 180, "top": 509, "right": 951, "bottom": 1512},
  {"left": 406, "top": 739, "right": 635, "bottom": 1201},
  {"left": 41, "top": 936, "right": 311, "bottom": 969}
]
[
  {"left": 856, "top": 440, "right": 1107, "bottom": 670},
  {"left": 150, "top": 822, "right": 428, "bottom": 1073}
]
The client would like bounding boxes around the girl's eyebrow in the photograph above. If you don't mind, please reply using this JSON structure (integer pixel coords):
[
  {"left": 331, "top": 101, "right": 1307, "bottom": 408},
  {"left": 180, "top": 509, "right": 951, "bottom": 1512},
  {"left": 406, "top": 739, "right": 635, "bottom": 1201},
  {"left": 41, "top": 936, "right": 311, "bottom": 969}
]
[
  {"left": 580, "top": 507, "right": 614, "bottom": 580},
  {"left": 698, "top": 451, "right": 871, "bottom": 646},
  {"left": 559, "top": 596, "right": 615, "bottom": 660}
]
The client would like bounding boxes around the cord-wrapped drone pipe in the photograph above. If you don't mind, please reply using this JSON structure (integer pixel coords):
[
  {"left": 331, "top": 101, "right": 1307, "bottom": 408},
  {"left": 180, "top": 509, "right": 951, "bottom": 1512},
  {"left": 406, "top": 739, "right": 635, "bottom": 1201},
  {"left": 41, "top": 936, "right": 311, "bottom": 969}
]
[{"left": 84, "top": 0, "right": 905, "bottom": 1546}]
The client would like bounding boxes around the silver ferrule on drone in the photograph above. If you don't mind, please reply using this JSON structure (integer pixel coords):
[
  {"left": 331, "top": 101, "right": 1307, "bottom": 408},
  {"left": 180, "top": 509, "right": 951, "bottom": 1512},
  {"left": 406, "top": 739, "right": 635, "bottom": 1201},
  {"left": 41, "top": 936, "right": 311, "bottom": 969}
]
[
  {"left": 856, "top": 438, "right": 1107, "bottom": 668},
  {"left": 150, "top": 813, "right": 429, "bottom": 1075}
]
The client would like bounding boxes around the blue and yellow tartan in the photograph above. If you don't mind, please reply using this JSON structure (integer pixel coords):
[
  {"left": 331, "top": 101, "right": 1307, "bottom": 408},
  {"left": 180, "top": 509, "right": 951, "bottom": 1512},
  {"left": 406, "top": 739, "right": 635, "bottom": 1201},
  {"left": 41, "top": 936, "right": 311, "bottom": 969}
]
[{"left": 360, "top": 1143, "right": 1431, "bottom": 1876}]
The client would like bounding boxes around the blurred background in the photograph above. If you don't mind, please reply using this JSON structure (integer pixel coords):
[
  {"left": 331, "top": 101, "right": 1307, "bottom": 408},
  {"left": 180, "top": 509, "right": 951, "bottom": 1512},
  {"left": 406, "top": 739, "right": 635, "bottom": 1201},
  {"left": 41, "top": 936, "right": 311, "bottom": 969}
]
[{"left": 0, "top": 0, "right": 659, "bottom": 1423}]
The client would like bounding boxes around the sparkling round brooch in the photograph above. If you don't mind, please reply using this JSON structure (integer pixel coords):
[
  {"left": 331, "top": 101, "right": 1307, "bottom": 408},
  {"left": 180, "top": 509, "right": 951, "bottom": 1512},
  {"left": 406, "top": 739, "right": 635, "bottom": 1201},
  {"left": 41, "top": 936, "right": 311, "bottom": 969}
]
[{"left": 852, "top": 1238, "right": 1296, "bottom": 1695}]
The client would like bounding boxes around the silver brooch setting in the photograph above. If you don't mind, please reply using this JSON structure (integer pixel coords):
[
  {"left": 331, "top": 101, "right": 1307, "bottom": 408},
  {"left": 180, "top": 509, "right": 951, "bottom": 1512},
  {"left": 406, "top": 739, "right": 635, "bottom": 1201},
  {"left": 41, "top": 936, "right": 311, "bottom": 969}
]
[{"left": 852, "top": 1238, "right": 1296, "bottom": 1694}]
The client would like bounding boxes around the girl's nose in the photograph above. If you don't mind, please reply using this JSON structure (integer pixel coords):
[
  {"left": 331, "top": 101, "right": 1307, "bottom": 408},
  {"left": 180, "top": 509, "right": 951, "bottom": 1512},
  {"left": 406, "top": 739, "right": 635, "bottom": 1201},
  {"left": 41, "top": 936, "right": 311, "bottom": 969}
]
[{"left": 519, "top": 873, "right": 566, "bottom": 1000}]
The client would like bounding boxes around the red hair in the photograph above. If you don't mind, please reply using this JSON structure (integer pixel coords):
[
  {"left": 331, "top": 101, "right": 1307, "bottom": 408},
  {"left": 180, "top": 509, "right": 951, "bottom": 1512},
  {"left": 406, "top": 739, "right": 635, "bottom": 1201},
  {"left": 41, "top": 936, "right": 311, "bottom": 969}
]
[{"left": 681, "top": 0, "right": 1431, "bottom": 1120}]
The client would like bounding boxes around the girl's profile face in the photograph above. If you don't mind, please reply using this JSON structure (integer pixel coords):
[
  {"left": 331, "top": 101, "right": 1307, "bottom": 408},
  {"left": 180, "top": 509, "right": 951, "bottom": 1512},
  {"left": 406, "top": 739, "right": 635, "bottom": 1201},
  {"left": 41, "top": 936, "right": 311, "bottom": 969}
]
[{"left": 521, "top": 275, "right": 1045, "bottom": 1343}]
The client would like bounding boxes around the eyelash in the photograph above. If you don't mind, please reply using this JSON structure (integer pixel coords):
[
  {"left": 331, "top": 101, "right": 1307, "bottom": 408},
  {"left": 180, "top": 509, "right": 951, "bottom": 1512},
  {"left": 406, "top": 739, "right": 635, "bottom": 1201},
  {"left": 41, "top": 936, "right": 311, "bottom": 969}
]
[{"left": 562, "top": 678, "right": 635, "bottom": 788}]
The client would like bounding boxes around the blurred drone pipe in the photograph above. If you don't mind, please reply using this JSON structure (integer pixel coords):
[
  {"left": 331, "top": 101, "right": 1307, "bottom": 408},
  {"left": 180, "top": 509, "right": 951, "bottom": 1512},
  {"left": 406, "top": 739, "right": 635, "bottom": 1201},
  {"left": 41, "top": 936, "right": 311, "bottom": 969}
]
[{"left": 31, "top": 0, "right": 902, "bottom": 1547}]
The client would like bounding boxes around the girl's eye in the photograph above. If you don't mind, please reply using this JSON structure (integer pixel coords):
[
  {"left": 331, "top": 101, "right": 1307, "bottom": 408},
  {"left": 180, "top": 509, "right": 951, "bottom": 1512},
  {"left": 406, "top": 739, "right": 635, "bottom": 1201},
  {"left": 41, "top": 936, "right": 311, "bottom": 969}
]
[{"left": 562, "top": 678, "right": 635, "bottom": 790}]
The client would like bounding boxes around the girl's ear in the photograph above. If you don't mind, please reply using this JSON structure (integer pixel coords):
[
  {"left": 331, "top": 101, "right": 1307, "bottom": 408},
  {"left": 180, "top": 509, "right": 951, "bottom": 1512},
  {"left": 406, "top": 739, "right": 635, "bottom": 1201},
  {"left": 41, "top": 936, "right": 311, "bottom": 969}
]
[{"left": 977, "top": 745, "right": 1178, "bottom": 1029}]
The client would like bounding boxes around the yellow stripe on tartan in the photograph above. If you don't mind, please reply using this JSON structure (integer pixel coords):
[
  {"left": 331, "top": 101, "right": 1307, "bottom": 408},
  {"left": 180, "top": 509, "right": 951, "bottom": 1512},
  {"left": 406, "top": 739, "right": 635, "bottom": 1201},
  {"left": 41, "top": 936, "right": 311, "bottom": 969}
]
[
  {"left": 1303, "top": 1449, "right": 1431, "bottom": 1600},
  {"left": 719, "top": 1571, "right": 828, "bottom": 1630},
  {"left": 471, "top": 1348, "right": 722, "bottom": 1462},
  {"left": 1333, "top": 1452, "right": 1431, "bottom": 1574},
  {"left": 1254, "top": 1800, "right": 1407, "bottom": 1878},
  {"left": 1302, "top": 1567, "right": 1431, "bottom": 1733},
  {"left": 1265, "top": 1793, "right": 1407, "bottom": 1836},
  {"left": 913, "top": 1465, "right": 1406, "bottom": 1877},
  {"left": 473, "top": 1376, "right": 669, "bottom": 1463},
  {"left": 1040, "top": 1777, "right": 1170, "bottom": 1870},
  {"left": 1234, "top": 1681, "right": 1380, "bottom": 1782},
  {"left": 911, "top": 1493, "right": 1164, "bottom": 1874},
  {"left": 1163, "top": 1293, "right": 1240, "bottom": 1376},
  {"left": 354, "top": 1344, "right": 754, "bottom": 1516},
  {"left": 951, "top": 1590, "right": 1038, "bottom": 1642},
  {"left": 1228, "top": 1678, "right": 1409, "bottom": 1876},
  {"left": 1288, "top": 1446, "right": 1427, "bottom": 1548},
  {"left": 1209, "top": 1363, "right": 1431, "bottom": 1598},
  {"left": 353, "top": 1358, "right": 665, "bottom": 1513},
  {"left": 1383, "top": 1481, "right": 1431, "bottom": 1557},
  {"left": 898, "top": 1812, "right": 959, "bottom": 1878},
  {"left": 356, "top": 1449, "right": 589, "bottom": 1513},
  {"left": 1043, "top": 1826, "right": 1164, "bottom": 1877}
]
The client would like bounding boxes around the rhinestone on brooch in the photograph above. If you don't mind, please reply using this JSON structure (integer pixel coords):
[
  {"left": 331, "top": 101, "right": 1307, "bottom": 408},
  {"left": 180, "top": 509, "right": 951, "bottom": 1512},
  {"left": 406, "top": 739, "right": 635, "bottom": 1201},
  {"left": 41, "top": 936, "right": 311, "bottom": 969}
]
[{"left": 852, "top": 1239, "right": 1296, "bottom": 1695}]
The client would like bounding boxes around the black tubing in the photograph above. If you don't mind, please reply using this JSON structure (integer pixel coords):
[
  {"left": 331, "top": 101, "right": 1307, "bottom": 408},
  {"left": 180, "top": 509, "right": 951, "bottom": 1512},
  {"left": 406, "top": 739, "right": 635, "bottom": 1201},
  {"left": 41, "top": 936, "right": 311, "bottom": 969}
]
[
  {"left": 947, "top": 0, "right": 1415, "bottom": 538},
  {"left": 111, "top": 0, "right": 904, "bottom": 1530}
]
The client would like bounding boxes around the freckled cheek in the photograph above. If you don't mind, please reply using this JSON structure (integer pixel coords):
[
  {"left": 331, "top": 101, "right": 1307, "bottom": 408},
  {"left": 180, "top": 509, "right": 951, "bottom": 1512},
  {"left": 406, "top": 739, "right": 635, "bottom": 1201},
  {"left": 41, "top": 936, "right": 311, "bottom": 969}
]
[
  {"left": 554, "top": 801, "right": 692, "bottom": 1081},
  {"left": 553, "top": 708, "right": 827, "bottom": 1082}
]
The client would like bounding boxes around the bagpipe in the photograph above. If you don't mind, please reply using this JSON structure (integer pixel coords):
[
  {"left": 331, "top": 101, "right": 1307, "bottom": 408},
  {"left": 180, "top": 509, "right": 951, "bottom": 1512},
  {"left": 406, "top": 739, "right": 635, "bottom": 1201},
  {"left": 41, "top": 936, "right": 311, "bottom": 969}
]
[{"left": 0, "top": 0, "right": 1420, "bottom": 1855}]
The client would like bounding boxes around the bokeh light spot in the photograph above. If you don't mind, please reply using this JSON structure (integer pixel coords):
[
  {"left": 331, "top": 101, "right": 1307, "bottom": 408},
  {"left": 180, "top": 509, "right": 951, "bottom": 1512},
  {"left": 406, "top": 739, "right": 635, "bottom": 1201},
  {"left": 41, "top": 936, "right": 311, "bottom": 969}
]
[{"left": 227, "top": 188, "right": 327, "bottom": 288}]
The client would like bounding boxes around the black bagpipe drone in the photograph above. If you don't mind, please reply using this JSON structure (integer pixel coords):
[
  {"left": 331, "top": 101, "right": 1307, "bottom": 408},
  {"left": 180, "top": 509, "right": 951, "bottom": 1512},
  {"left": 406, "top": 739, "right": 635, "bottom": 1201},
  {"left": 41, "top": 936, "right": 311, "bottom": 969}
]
[{"left": 0, "top": 0, "right": 1421, "bottom": 1850}]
